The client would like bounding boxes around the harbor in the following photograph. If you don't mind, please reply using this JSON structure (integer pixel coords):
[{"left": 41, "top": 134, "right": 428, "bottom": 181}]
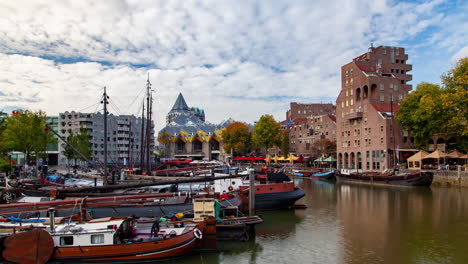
[
  {"left": 174, "top": 178, "right": 468, "bottom": 264},
  {"left": 1, "top": 1, "right": 467, "bottom": 263}
]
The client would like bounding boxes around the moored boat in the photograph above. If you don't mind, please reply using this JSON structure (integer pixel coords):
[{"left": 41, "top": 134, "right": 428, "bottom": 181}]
[
  {"left": 215, "top": 172, "right": 305, "bottom": 210},
  {"left": 309, "top": 170, "right": 336, "bottom": 180},
  {"left": 336, "top": 170, "right": 434, "bottom": 187},
  {"left": 0, "top": 215, "right": 204, "bottom": 263}
]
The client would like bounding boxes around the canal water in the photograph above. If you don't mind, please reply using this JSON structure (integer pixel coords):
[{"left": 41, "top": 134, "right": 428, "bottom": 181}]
[{"left": 168, "top": 179, "right": 468, "bottom": 264}]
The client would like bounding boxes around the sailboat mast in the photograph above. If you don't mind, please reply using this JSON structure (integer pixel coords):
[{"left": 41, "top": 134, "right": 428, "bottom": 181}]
[
  {"left": 140, "top": 102, "right": 145, "bottom": 171},
  {"left": 128, "top": 121, "right": 132, "bottom": 169},
  {"left": 145, "top": 74, "right": 152, "bottom": 174},
  {"left": 390, "top": 94, "right": 397, "bottom": 170},
  {"left": 102, "top": 86, "right": 108, "bottom": 186}
]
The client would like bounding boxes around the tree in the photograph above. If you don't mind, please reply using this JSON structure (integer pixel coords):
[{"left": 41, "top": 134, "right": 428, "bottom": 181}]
[
  {"left": 310, "top": 138, "right": 336, "bottom": 158},
  {"left": 252, "top": 115, "right": 281, "bottom": 154},
  {"left": 1, "top": 110, "right": 56, "bottom": 166},
  {"left": 396, "top": 57, "right": 468, "bottom": 150},
  {"left": 280, "top": 130, "right": 289, "bottom": 157},
  {"left": 441, "top": 57, "right": 468, "bottom": 91},
  {"left": 222, "top": 122, "right": 251, "bottom": 156},
  {"left": 62, "top": 127, "right": 92, "bottom": 165}
]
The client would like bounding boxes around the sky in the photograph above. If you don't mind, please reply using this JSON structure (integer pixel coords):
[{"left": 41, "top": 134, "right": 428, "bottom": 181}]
[{"left": 0, "top": 0, "right": 467, "bottom": 131}]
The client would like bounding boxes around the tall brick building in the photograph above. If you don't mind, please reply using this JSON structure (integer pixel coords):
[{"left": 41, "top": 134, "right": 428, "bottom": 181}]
[
  {"left": 286, "top": 102, "right": 335, "bottom": 121},
  {"left": 336, "top": 45, "right": 414, "bottom": 171},
  {"left": 288, "top": 115, "right": 336, "bottom": 156}
]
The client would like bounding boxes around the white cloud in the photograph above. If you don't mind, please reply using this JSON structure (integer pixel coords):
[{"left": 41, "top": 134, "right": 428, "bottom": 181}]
[
  {"left": 0, "top": 0, "right": 466, "bottom": 131},
  {"left": 451, "top": 46, "right": 468, "bottom": 63}
]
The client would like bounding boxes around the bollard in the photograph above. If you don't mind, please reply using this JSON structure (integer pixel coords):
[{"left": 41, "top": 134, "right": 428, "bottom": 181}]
[{"left": 249, "top": 168, "right": 255, "bottom": 216}]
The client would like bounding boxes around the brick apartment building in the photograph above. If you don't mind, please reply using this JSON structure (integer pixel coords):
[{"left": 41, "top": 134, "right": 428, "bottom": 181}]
[
  {"left": 288, "top": 114, "right": 337, "bottom": 156},
  {"left": 336, "top": 45, "right": 414, "bottom": 171},
  {"left": 286, "top": 102, "right": 335, "bottom": 121}
]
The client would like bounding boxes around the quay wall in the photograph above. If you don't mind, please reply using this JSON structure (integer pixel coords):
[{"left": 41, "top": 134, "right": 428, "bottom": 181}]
[{"left": 430, "top": 169, "right": 468, "bottom": 188}]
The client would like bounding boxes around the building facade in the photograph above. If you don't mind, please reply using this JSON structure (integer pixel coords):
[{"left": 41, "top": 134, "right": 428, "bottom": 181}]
[
  {"left": 286, "top": 102, "right": 335, "bottom": 121},
  {"left": 58, "top": 111, "right": 154, "bottom": 167},
  {"left": 158, "top": 93, "right": 232, "bottom": 160},
  {"left": 336, "top": 45, "right": 414, "bottom": 171},
  {"left": 288, "top": 114, "right": 336, "bottom": 156}
]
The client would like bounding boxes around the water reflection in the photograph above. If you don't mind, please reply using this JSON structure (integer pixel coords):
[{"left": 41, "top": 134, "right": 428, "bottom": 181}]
[
  {"left": 157, "top": 180, "right": 468, "bottom": 264},
  {"left": 337, "top": 183, "right": 468, "bottom": 264}
]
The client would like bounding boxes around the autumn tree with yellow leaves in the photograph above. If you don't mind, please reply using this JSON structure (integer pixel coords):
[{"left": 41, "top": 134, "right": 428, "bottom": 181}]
[{"left": 396, "top": 57, "right": 468, "bottom": 151}]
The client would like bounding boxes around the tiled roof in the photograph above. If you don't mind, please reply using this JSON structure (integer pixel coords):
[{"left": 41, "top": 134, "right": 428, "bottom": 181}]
[{"left": 293, "top": 118, "right": 308, "bottom": 124}]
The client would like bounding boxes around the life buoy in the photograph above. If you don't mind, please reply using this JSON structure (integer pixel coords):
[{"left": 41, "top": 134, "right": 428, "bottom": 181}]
[
  {"left": 193, "top": 228, "right": 203, "bottom": 240},
  {"left": 7, "top": 179, "right": 19, "bottom": 188},
  {"left": 228, "top": 186, "right": 234, "bottom": 192}
]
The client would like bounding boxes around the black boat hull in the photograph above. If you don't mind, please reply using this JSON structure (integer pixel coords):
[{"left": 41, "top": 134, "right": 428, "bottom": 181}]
[
  {"left": 255, "top": 188, "right": 305, "bottom": 210},
  {"left": 336, "top": 171, "right": 434, "bottom": 187}
]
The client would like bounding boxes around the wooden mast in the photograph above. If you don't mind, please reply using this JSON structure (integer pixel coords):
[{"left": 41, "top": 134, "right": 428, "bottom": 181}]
[
  {"left": 145, "top": 73, "right": 152, "bottom": 175},
  {"left": 102, "top": 87, "right": 108, "bottom": 186},
  {"left": 390, "top": 94, "right": 398, "bottom": 172},
  {"left": 140, "top": 102, "right": 145, "bottom": 172}
]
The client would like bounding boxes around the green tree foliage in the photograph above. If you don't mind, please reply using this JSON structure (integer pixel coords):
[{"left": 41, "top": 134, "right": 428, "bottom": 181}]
[
  {"left": 280, "top": 130, "right": 289, "bottom": 157},
  {"left": 222, "top": 122, "right": 251, "bottom": 156},
  {"left": 1, "top": 110, "right": 56, "bottom": 164},
  {"left": 252, "top": 115, "right": 281, "bottom": 153},
  {"left": 62, "top": 127, "right": 92, "bottom": 164},
  {"left": 396, "top": 57, "right": 468, "bottom": 150},
  {"left": 0, "top": 157, "right": 12, "bottom": 174}
]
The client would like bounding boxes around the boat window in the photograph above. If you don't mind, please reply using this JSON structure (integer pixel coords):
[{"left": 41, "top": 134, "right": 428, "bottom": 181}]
[
  {"left": 91, "top": 234, "right": 105, "bottom": 244},
  {"left": 60, "top": 236, "right": 74, "bottom": 246}
]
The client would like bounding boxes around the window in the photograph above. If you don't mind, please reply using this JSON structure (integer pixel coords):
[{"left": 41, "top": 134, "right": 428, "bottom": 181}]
[
  {"left": 394, "top": 84, "right": 398, "bottom": 91},
  {"left": 383, "top": 48, "right": 386, "bottom": 54},
  {"left": 401, "top": 60, "right": 405, "bottom": 64},
  {"left": 396, "top": 69, "right": 399, "bottom": 73},
  {"left": 389, "top": 84, "right": 393, "bottom": 89},
  {"left": 379, "top": 84, "right": 384, "bottom": 90},
  {"left": 60, "top": 236, "right": 74, "bottom": 246},
  {"left": 381, "top": 137, "right": 384, "bottom": 144},
  {"left": 91, "top": 234, "right": 104, "bottom": 244},
  {"left": 401, "top": 70, "right": 404, "bottom": 74},
  {"left": 380, "top": 126, "right": 384, "bottom": 132},
  {"left": 401, "top": 80, "right": 405, "bottom": 84},
  {"left": 379, "top": 94, "right": 385, "bottom": 102},
  {"left": 399, "top": 94, "right": 403, "bottom": 100},
  {"left": 396, "top": 59, "right": 399, "bottom": 63}
]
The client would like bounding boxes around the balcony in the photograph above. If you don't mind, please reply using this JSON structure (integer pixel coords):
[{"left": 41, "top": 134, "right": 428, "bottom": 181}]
[{"left": 346, "top": 111, "right": 363, "bottom": 120}]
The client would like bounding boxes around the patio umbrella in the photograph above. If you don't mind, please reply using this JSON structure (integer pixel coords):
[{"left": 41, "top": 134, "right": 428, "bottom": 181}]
[
  {"left": 447, "top": 150, "right": 464, "bottom": 158},
  {"left": 273, "top": 154, "right": 279, "bottom": 163},
  {"left": 265, "top": 155, "right": 272, "bottom": 163},
  {"left": 314, "top": 157, "right": 325, "bottom": 162},
  {"left": 323, "top": 156, "right": 337, "bottom": 162},
  {"left": 423, "top": 150, "right": 447, "bottom": 168},
  {"left": 423, "top": 150, "right": 447, "bottom": 159}
]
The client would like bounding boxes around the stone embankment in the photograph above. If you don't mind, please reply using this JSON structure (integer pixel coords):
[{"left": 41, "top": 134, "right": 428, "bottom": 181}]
[{"left": 430, "top": 168, "right": 468, "bottom": 187}]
